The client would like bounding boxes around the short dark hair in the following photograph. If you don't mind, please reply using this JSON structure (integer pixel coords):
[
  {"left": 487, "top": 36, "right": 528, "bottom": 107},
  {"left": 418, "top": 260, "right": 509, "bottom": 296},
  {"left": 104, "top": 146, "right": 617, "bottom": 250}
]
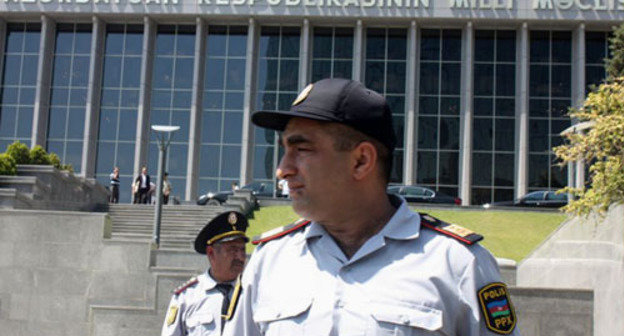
[{"left": 323, "top": 122, "right": 392, "bottom": 184}]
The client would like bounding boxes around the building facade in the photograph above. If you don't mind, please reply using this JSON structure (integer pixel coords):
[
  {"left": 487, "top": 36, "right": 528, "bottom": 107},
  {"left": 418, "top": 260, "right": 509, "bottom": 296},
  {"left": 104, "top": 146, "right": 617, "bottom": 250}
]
[{"left": 0, "top": 0, "right": 621, "bottom": 204}]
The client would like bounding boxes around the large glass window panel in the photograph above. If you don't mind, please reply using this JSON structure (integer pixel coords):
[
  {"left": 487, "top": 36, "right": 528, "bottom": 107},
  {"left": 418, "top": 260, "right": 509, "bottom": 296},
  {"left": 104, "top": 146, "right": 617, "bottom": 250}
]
[
  {"left": 0, "top": 23, "right": 41, "bottom": 147},
  {"left": 148, "top": 25, "right": 195, "bottom": 200},
  {"left": 252, "top": 27, "right": 300, "bottom": 184},
  {"left": 198, "top": 26, "right": 248, "bottom": 193},
  {"left": 365, "top": 27, "right": 407, "bottom": 183},
  {"left": 472, "top": 153, "right": 492, "bottom": 186},
  {"left": 585, "top": 31, "right": 609, "bottom": 93},
  {"left": 528, "top": 30, "right": 571, "bottom": 190},
  {"left": 95, "top": 24, "right": 143, "bottom": 202},
  {"left": 311, "top": 27, "right": 353, "bottom": 81},
  {"left": 417, "top": 29, "right": 462, "bottom": 194},
  {"left": 471, "top": 30, "right": 516, "bottom": 204},
  {"left": 46, "top": 23, "right": 91, "bottom": 173}
]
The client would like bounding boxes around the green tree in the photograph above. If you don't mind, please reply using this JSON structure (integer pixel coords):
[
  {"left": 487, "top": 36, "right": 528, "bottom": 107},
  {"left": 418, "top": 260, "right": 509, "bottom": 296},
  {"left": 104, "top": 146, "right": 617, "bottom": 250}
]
[
  {"left": 554, "top": 78, "right": 624, "bottom": 215},
  {"left": 606, "top": 23, "right": 624, "bottom": 80}
]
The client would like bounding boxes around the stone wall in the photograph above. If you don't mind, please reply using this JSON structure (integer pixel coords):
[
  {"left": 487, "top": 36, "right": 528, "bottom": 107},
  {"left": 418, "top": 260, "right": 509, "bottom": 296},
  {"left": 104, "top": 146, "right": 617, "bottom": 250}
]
[
  {"left": 518, "top": 204, "right": 624, "bottom": 336},
  {"left": 0, "top": 209, "right": 595, "bottom": 336}
]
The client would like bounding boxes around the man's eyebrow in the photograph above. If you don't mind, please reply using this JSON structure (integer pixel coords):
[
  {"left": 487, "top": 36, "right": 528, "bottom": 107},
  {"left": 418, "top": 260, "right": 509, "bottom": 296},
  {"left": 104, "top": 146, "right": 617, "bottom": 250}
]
[{"left": 282, "top": 134, "right": 310, "bottom": 146}]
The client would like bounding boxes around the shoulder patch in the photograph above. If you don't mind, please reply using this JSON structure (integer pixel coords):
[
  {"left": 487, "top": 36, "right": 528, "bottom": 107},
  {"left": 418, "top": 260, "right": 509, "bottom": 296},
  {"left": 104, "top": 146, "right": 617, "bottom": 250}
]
[
  {"left": 478, "top": 282, "right": 517, "bottom": 334},
  {"left": 166, "top": 305, "right": 179, "bottom": 326},
  {"left": 252, "top": 218, "right": 311, "bottom": 245},
  {"left": 174, "top": 276, "right": 199, "bottom": 295},
  {"left": 419, "top": 213, "right": 483, "bottom": 245}
]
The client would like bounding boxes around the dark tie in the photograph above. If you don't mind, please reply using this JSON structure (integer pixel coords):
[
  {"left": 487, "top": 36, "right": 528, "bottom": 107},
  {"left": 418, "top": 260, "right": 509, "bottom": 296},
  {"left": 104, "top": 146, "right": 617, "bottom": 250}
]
[{"left": 215, "top": 283, "right": 233, "bottom": 332}]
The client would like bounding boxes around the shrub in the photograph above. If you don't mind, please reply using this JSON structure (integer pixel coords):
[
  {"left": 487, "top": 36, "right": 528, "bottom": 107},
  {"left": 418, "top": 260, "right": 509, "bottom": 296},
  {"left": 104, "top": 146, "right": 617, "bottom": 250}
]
[
  {"left": 47, "top": 153, "right": 61, "bottom": 169},
  {"left": 5, "top": 141, "right": 30, "bottom": 164},
  {"left": 60, "top": 163, "right": 74, "bottom": 173},
  {"left": 0, "top": 153, "right": 17, "bottom": 175},
  {"left": 29, "top": 145, "right": 51, "bottom": 165}
]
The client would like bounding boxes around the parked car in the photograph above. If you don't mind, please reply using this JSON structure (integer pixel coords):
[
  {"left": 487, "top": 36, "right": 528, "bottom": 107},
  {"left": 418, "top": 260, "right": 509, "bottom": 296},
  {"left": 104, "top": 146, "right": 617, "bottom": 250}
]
[
  {"left": 196, "top": 181, "right": 275, "bottom": 205},
  {"left": 482, "top": 190, "right": 568, "bottom": 209},
  {"left": 387, "top": 185, "right": 461, "bottom": 205}
]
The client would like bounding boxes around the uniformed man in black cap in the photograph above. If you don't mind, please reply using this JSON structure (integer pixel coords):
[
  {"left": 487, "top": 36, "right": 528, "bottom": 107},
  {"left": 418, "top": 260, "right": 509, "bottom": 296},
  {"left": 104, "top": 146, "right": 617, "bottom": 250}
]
[
  {"left": 223, "top": 78, "right": 520, "bottom": 336},
  {"left": 161, "top": 211, "right": 248, "bottom": 336}
]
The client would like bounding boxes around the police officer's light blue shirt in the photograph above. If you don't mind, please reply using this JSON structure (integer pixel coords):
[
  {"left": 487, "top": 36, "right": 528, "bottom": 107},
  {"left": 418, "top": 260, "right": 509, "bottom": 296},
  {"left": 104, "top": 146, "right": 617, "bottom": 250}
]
[
  {"left": 162, "top": 271, "right": 231, "bottom": 336},
  {"left": 223, "top": 197, "right": 521, "bottom": 336}
]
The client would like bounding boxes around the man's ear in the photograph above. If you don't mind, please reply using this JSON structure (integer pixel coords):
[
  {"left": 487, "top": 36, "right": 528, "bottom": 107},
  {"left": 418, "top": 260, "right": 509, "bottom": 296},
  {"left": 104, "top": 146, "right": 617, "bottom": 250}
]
[
  {"left": 351, "top": 141, "right": 377, "bottom": 181},
  {"left": 205, "top": 245, "right": 214, "bottom": 258}
]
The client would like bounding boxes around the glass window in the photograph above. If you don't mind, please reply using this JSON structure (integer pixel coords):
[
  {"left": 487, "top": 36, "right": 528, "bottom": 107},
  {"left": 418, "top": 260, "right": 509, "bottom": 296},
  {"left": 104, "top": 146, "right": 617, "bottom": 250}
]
[
  {"left": 199, "top": 26, "right": 248, "bottom": 193},
  {"left": 146, "top": 25, "right": 195, "bottom": 199},
  {"left": 312, "top": 27, "right": 354, "bottom": 81},
  {"left": 585, "top": 31, "right": 609, "bottom": 93},
  {"left": 0, "top": 23, "right": 40, "bottom": 147},
  {"left": 45, "top": 23, "right": 92, "bottom": 173},
  {"left": 528, "top": 30, "right": 571, "bottom": 190},
  {"left": 94, "top": 24, "right": 143, "bottom": 201},
  {"left": 418, "top": 29, "right": 462, "bottom": 192},
  {"left": 365, "top": 27, "right": 407, "bottom": 183},
  {"left": 472, "top": 30, "right": 516, "bottom": 204}
]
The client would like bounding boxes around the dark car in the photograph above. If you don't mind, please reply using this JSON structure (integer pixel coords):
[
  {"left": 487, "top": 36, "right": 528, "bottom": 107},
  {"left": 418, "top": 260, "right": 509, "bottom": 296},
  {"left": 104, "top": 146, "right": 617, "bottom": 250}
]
[
  {"left": 197, "top": 181, "right": 275, "bottom": 205},
  {"left": 387, "top": 185, "right": 461, "bottom": 205},
  {"left": 483, "top": 190, "right": 568, "bottom": 208}
]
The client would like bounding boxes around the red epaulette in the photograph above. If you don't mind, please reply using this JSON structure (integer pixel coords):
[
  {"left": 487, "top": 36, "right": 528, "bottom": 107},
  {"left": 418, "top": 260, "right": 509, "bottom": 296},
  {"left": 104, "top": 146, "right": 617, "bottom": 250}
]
[
  {"left": 252, "top": 218, "right": 311, "bottom": 245},
  {"left": 174, "top": 277, "right": 198, "bottom": 295},
  {"left": 419, "top": 213, "right": 483, "bottom": 245}
]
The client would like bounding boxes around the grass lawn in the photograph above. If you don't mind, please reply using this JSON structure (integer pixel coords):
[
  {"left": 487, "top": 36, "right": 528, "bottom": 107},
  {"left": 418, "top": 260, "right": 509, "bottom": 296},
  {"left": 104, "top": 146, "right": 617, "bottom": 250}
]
[{"left": 247, "top": 205, "right": 567, "bottom": 262}]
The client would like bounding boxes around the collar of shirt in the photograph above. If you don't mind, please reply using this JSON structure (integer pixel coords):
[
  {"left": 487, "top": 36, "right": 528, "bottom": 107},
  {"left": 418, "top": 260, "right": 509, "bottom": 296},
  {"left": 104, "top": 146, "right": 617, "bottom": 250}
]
[
  {"left": 302, "top": 196, "right": 422, "bottom": 264},
  {"left": 200, "top": 270, "right": 235, "bottom": 293},
  {"left": 199, "top": 270, "right": 218, "bottom": 293}
]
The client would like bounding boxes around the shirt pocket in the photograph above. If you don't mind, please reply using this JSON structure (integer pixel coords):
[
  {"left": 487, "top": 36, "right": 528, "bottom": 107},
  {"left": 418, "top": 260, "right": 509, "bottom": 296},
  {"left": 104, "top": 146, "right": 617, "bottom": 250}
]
[
  {"left": 369, "top": 302, "right": 443, "bottom": 336},
  {"left": 185, "top": 313, "right": 218, "bottom": 336},
  {"left": 253, "top": 297, "right": 313, "bottom": 335}
]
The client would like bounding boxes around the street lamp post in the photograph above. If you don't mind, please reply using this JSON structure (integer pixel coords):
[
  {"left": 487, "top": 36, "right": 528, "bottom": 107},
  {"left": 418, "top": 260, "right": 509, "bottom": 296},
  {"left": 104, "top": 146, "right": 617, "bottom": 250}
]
[{"left": 150, "top": 125, "right": 180, "bottom": 249}]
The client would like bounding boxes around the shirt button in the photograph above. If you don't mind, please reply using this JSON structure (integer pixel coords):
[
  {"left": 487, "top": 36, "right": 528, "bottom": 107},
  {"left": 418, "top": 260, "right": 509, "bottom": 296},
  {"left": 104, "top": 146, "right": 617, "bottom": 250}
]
[
  {"left": 276, "top": 312, "right": 281, "bottom": 318},
  {"left": 335, "top": 300, "right": 344, "bottom": 308},
  {"left": 401, "top": 315, "right": 410, "bottom": 325}
]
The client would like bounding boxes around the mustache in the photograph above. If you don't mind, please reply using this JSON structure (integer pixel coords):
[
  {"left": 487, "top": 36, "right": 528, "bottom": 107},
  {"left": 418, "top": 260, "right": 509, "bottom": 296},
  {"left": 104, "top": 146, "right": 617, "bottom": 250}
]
[{"left": 231, "top": 259, "right": 245, "bottom": 268}]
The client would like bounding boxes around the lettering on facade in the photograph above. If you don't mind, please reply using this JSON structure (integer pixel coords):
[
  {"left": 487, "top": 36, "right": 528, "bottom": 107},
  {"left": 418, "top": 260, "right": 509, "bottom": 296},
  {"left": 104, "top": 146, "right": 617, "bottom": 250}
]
[
  {"left": 4, "top": 0, "right": 624, "bottom": 11},
  {"left": 533, "top": 0, "right": 624, "bottom": 10}
]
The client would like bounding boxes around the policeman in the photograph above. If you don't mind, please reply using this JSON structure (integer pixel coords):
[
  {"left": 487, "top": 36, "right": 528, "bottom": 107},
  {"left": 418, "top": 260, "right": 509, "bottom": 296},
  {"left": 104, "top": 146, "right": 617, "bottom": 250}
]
[
  {"left": 162, "top": 211, "right": 248, "bottom": 336},
  {"left": 223, "top": 78, "right": 520, "bottom": 336}
]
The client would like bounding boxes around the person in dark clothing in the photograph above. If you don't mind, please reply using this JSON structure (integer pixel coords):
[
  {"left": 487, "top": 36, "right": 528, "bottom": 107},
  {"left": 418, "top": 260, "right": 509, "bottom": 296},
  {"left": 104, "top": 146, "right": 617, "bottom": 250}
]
[
  {"left": 109, "top": 166, "right": 120, "bottom": 203},
  {"left": 134, "top": 166, "right": 151, "bottom": 204}
]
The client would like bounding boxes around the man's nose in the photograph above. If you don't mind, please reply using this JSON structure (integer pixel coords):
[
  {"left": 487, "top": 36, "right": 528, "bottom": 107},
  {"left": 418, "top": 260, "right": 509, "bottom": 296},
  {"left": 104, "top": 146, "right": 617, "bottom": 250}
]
[{"left": 276, "top": 153, "right": 295, "bottom": 179}]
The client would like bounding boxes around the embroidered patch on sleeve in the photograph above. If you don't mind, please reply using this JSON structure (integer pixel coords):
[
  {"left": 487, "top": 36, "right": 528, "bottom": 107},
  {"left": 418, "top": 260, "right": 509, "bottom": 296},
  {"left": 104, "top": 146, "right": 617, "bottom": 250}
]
[
  {"left": 478, "top": 282, "right": 516, "bottom": 334},
  {"left": 166, "top": 305, "right": 179, "bottom": 326}
]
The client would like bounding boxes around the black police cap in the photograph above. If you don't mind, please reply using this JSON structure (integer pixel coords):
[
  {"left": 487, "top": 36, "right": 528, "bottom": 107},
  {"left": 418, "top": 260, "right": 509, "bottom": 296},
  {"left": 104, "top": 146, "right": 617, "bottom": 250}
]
[
  {"left": 252, "top": 78, "right": 396, "bottom": 153},
  {"left": 194, "top": 211, "right": 249, "bottom": 254}
]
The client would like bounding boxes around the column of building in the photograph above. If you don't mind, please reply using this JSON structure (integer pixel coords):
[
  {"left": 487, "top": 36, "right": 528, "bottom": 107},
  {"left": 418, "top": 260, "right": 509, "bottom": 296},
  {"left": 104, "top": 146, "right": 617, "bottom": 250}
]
[
  {"left": 185, "top": 18, "right": 207, "bottom": 200},
  {"left": 80, "top": 16, "right": 105, "bottom": 178},
  {"left": 239, "top": 18, "right": 258, "bottom": 187},
  {"left": 31, "top": 15, "right": 55, "bottom": 148},
  {"left": 132, "top": 17, "right": 156, "bottom": 183}
]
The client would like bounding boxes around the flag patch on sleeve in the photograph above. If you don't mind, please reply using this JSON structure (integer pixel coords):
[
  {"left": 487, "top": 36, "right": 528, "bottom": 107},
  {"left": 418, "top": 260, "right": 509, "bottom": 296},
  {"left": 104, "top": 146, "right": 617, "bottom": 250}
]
[{"left": 478, "top": 282, "right": 516, "bottom": 334}]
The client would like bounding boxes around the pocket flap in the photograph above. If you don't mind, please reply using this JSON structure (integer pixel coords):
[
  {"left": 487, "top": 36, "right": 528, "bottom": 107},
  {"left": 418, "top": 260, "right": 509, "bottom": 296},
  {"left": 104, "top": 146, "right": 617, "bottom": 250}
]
[
  {"left": 370, "top": 302, "right": 442, "bottom": 331},
  {"left": 186, "top": 313, "right": 214, "bottom": 327},
  {"left": 253, "top": 297, "right": 313, "bottom": 323}
]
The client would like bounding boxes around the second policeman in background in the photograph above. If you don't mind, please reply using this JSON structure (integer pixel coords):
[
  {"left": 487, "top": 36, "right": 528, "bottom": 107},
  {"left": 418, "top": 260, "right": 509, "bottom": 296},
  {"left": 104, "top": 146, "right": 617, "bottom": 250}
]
[{"left": 162, "top": 211, "right": 248, "bottom": 336}]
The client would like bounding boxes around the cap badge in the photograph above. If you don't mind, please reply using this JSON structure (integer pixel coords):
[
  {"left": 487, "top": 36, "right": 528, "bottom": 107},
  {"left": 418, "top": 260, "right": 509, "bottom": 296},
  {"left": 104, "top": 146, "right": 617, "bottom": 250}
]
[
  {"left": 228, "top": 212, "right": 238, "bottom": 230},
  {"left": 292, "top": 84, "right": 313, "bottom": 106}
]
